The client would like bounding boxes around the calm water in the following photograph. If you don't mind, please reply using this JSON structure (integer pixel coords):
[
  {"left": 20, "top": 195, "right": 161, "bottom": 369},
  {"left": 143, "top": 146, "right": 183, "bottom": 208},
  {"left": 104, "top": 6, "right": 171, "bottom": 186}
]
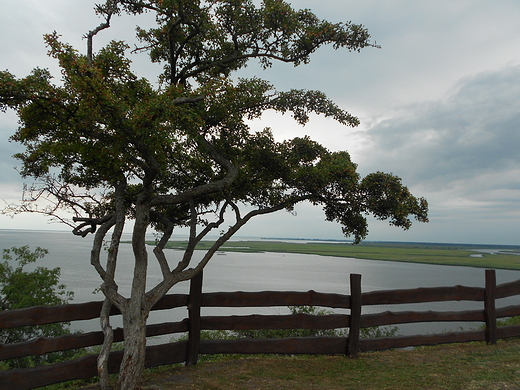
[{"left": 2, "top": 229, "right": 520, "bottom": 337}]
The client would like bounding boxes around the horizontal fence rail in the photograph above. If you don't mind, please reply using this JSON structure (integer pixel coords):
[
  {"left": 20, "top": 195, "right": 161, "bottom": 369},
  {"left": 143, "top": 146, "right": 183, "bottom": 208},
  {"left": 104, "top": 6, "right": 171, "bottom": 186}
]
[
  {"left": 1, "top": 269, "right": 520, "bottom": 389},
  {"left": 201, "top": 290, "right": 352, "bottom": 308},
  {"left": 0, "top": 294, "right": 190, "bottom": 329},
  {"left": 362, "top": 285, "right": 485, "bottom": 305}
]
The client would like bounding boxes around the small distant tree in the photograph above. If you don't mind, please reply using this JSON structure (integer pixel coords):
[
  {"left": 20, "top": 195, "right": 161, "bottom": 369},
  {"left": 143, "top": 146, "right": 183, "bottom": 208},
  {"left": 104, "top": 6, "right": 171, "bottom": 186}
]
[
  {"left": 0, "top": 1, "right": 428, "bottom": 388},
  {"left": 0, "top": 246, "right": 74, "bottom": 368}
]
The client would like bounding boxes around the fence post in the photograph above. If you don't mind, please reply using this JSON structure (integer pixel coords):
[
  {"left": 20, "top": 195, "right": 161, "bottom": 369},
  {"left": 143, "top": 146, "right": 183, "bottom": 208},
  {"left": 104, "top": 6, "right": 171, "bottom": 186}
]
[
  {"left": 186, "top": 270, "right": 203, "bottom": 365},
  {"left": 347, "top": 273, "right": 362, "bottom": 358},
  {"left": 484, "top": 269, "right": 497, "bottom": 345}
]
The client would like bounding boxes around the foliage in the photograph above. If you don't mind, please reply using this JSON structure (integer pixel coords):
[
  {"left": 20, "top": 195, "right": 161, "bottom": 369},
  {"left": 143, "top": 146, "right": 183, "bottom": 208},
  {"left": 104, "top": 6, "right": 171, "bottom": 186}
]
[
  {"left": 0, "top": 1, "right": 427, "bottom": 388},
  {"left": 497, "top": 316, "right": 520, "bottom": 327},
  {"left": 233, "top": 306, "right": 345, "bottom": 339},
  {"left": 173, "top": 306, "right": 399, "bottom": 366},
  {"left": 233, "top": 306, "right": 399, "bottom": 339},
  {"left": 360, "top": 325, "right": 399, "bottom": 339},
  {"left": 177, "top": 306, "right": 399, "bottom": 342},
  {"left": 0, "top": 246, "right": 75, "bottom": 369}
]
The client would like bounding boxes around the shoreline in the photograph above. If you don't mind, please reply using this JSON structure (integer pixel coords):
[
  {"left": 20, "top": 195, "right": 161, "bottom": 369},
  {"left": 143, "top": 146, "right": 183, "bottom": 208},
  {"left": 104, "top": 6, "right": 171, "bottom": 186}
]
[{"left": 149, "top": 240, "right": 520, "bottom": 271}]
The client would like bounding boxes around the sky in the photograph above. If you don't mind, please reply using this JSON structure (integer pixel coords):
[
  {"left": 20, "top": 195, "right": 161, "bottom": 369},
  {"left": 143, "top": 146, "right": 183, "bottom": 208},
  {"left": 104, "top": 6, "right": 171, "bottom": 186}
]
[{"left": 1, "top": 1, "right": 520, "bottom": 245}]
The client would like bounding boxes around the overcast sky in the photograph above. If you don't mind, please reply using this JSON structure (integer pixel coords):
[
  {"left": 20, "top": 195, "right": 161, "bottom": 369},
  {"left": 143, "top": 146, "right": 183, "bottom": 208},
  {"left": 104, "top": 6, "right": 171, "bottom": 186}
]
[{"left": 1, "top": 1, "right": 520, "bottom": 245}]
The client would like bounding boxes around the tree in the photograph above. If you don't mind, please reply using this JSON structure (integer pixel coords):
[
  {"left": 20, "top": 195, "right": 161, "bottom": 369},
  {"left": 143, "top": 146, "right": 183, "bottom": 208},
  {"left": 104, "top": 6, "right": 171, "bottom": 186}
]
[
  {"left": 0, "top": 246, "right": 74, "bottom": 368},
  {"left": 0, "top": 1, "right": 428, "bottom": 388}
]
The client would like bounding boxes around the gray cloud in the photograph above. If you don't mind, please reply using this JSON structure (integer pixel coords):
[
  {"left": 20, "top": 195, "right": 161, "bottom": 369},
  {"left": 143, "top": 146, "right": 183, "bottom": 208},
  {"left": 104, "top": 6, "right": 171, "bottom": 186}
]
[
  {"left": 360, "top": 66, "right": 520, "bottom": 185},
  {"left": 2, "top": 1, "right": 520, "bottom": 243},
  {"left": 348, "top": 66, "right": 520, "bottom": 244}
]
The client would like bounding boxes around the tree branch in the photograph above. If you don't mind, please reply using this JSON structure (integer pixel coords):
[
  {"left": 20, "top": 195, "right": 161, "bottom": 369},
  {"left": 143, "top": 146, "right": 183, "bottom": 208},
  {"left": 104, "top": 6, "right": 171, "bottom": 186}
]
[
  {"left": 97, "top": 299, "right": 113, "bottom": 390},
  {"left": 171, "top": 95, "right": 206, "bottom": 105},
  {"left": 171, "top": 198, "right": 199, "bottom": 274},
  {"left": 151, "top": 136, "right": 238, "bottom": 206},
  {"left": 104, "top": 178, "right": 127, "bottom": 292},
  {"left": 85, "top": 3, "right": 117, "bottom": 65},
  {"left": 73, "top": 214, "right": 115, "bottom": 237},
  {"left": 88, "top": 215, "right": 114, "bottom": 279},
  {"left": 195, "top": 200, "right": 232, "bottom": 243},
  {"left": 145, "top": 195, "right": 310, "bottom": 308},
  {"left": 151, "top": 215, "right": 174, "bottom": 279}
]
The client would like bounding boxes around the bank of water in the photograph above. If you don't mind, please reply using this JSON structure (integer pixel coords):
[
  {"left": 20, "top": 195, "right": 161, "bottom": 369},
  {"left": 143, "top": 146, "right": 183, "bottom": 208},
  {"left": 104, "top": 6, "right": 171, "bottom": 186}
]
[{"left": 1, "top": 229, "right": 519, "bottom": 340}]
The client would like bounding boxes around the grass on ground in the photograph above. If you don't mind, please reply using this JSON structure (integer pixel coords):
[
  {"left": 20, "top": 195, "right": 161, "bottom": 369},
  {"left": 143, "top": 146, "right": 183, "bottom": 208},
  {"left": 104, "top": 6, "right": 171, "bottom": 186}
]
[{"left": 71, "top": 338, "right": 520, "bottom": 390}]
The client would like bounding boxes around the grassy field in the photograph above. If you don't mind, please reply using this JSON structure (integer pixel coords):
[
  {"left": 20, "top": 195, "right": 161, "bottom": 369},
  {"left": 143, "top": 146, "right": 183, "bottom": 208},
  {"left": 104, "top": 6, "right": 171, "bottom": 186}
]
[
  {"left": 157, "top": 239, "right": 520, "bottom": 270},
  {"left": 72, "top": 338, "right": 520, "bottom": 389}
]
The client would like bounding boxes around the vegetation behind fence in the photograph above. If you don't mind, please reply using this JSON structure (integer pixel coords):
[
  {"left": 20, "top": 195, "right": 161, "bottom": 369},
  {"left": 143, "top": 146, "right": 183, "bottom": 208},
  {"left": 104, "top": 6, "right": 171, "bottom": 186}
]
[{"left": 1, "top": 269, "right": 520, "bottom": 390}]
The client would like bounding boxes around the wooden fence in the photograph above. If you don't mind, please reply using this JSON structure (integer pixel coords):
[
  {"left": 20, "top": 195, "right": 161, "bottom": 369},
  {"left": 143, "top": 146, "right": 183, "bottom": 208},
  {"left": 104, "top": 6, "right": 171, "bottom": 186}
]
[{"left": 1, "top": 269, "right": 520, "bottom": 389}]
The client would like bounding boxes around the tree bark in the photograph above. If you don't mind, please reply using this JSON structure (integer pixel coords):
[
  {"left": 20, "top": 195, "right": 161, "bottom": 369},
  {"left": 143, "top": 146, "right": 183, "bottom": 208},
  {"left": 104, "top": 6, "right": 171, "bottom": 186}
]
[
  {"left": 117, "top": 202, "right": 150, "bottom": 390},
  {"left": 117, "top": 310, "right": 148, "bottom": 390},
  {"left": 98, "top": 299, "right": 114, "bottom": 390}
]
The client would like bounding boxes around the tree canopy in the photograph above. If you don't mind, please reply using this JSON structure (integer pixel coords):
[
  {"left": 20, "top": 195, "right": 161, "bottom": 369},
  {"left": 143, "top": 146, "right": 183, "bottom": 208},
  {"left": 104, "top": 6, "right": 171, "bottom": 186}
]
[{"left": 0, "top": 1, "right": 428, "bottom": 388}]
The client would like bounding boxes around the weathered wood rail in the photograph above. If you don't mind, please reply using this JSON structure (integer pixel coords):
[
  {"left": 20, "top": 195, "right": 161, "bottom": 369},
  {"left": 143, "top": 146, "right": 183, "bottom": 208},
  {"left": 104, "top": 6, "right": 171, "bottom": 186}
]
[{"left": 1, "top": 269, "right": 520, "bottom": 390}]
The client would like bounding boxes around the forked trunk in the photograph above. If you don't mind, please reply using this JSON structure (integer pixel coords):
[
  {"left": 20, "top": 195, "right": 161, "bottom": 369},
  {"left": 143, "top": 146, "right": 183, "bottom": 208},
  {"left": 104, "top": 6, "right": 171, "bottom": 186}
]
[
  {"left": 116, "top": 201, "right": 150, "bottom": 389},
  {"left": 117, "top": 309, "right": 148, "bottom": 390}
]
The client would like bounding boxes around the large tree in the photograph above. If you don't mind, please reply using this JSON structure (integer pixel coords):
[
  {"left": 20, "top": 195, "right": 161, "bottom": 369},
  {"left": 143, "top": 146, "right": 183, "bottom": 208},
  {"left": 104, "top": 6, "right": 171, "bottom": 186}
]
[{"left": 0, "top": 1, "right": 428, "bottom": 388}]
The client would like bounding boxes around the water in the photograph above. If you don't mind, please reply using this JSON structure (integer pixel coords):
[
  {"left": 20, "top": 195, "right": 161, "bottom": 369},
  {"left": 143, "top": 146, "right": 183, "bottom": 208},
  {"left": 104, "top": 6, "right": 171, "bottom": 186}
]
[{"left": 1, "top": 229, "right": 520, "bottom": 338}]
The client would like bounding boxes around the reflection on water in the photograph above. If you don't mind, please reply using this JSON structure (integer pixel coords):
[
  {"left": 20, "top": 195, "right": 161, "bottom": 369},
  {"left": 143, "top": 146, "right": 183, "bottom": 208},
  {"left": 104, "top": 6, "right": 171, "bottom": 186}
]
[{"left": 1, "top": 229, "right": 520, "bottom": 338}]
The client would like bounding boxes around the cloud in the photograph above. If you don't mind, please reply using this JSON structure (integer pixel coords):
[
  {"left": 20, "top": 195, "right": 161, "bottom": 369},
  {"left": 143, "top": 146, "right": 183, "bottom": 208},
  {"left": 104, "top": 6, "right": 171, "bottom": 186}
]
[
  {"left": 351, "top": 66, "right": 520, "bottom": 243},
  {"left": 360, "top": 66, "right": 520, "bottom": 182},
  {"left": 2, "top": 1, "right": 520, "bottom": 244}
]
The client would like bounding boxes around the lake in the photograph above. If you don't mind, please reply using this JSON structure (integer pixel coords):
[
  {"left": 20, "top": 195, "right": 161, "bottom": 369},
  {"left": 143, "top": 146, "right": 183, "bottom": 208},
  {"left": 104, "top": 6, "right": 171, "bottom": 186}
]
[{"left": 1, "top": 229, "right": 520, "bottom": 338}]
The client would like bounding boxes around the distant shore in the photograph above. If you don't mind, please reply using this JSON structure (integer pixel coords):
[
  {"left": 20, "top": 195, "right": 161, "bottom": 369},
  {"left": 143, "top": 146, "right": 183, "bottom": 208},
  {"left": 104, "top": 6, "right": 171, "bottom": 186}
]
[{"left": 152, "top": 240, "right": 520, "bottom": 270}]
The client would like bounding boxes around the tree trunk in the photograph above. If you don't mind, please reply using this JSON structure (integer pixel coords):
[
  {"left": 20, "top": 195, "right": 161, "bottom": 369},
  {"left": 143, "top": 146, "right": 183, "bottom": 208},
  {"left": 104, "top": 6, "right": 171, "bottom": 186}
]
[
  {"left": 98, "top": 299, "right": 114, "bottom": 390},
  {"left": 117, "top": 202, "right": 150, "bottom": 390},
  {"left": 117, "top": 309, "right": 148, "bottom": 390}
]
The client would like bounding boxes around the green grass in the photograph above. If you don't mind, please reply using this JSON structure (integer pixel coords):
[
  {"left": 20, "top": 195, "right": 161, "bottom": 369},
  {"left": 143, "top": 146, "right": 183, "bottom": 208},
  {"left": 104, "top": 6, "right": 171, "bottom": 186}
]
[
  {"left": 72, "top": 338, "right": 520, "bottom": 389},
  {"left": 154, "top": 240, "right": 520, "bottom": 270}
]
